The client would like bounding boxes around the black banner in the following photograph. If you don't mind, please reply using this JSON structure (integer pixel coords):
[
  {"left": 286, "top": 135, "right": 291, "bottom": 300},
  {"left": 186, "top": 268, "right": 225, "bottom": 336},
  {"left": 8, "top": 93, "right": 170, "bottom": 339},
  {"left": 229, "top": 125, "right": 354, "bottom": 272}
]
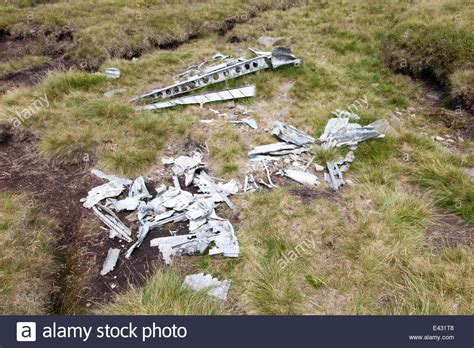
[{"left": 2, "top": 316, "right": 472, "bottom": 347}]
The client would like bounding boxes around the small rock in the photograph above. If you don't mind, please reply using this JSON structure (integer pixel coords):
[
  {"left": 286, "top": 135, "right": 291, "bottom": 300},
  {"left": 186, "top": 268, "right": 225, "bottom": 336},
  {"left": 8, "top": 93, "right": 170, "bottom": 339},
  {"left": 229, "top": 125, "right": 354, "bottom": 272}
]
[
  {"left": 445, "top": 139, "right": 455, "bottom": 143},
  {"left": 257, "top": 36, "right": 284, "bottom": 48},
  {"left": 369, "top": 119, "right": 398, "bottom": 137},
  {"left": 346, "top": 179, "right": 354, "bottom": 186},
  {"left": 407, "top": 107, "right": 416, "bottom": 113},
  {"left": 434, "top": 136, "right": 445, "bottom": 141},
  {"left": 457, "top": 136, "right": 464, "bottom": 143},
  {"left": 314, "top": 163, "right": 325, "bottom": 172},
  {"left": 371, "top": 83, "right": 380, "bottom": 88},
  {"left": 283, "top": 158, "right": 291, "bottom": 164},
  {"left": 110, "top": 283, "right": 117, "bottom": 289}
]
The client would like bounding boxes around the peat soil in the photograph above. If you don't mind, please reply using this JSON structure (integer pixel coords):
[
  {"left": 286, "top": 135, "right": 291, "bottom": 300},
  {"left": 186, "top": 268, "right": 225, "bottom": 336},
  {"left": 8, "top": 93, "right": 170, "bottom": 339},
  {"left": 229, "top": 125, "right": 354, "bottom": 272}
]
[{"left": 0, "top": 125, "right": 192, "bottom": 313}]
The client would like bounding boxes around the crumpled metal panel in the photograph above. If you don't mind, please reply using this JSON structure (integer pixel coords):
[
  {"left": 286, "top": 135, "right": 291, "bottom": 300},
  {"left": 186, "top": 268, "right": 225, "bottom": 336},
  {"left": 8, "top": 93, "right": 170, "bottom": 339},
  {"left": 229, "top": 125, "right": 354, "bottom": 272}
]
[
  {"left": 284, "top": 169, "right": 319, "bottom": 186},
  {"left": 182, "top": 273, "right": 231, "bottom": 301},
  {"left": 271, "top": 121, "right": 315, "bottom": 146},
  {"left": 100, "top": 248, "right": 120, "bottom": 275}
]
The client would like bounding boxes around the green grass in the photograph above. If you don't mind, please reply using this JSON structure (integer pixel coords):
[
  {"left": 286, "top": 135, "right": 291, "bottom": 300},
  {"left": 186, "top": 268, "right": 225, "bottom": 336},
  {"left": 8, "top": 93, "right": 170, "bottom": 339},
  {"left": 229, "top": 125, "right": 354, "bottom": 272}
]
[
  {"left": 1, "top": 0, "right": 473, "bottom": 315},
  {"left": 97, "top": 269, "right": 224, "bottom": 315},
  {"left": 0, "top": 55, "right": 50, "bottom": 76},
  {"left": 401, "top": 133, "right": 474, "bottom": 224},
  {"left": 0, "top": 0, "right": 304, "bottom": 70},
  {"left": 383, "top": 0, "right": 474, "bottom": 106},
  {"left": 0, "top": 193, "right": 58, "bottom": 314}
]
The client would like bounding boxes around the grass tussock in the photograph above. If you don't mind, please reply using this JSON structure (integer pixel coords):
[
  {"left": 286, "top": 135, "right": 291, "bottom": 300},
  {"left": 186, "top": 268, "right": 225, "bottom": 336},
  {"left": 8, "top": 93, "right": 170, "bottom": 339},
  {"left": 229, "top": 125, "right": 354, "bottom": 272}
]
[
  {"left": 383, "top": 0, "right": 474, "bottom": 107},
  {"left": 97, "top": 269, "right": 223, "bottom": 315},
  {"left": 341, "top": 186, "right": 472, "bottom": 314},
  {"left": 0, "top": 193, "right": 58, "bottom": 314},
  {"left": 1, "top": 0, "right": 472, "bottom": 315},
  {"left": 0, "top": 0, "right": 304, "bottom": 71},
  {"left": 0, "top": 55, "right": 50, "bottom": 76},
  {"left": 402, "top": 133, "right": 474, "bottom": 224}
]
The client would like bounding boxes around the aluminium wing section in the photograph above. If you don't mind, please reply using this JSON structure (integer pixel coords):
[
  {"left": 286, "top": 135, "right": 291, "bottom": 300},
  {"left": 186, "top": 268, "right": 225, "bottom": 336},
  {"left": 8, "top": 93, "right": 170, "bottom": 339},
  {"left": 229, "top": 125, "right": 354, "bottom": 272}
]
[
  {"left": 130, "top": 55, "right": 269, "bottom": 103},
  {"left": 141, "top": 86, "right": 256, "bottom": 110}
]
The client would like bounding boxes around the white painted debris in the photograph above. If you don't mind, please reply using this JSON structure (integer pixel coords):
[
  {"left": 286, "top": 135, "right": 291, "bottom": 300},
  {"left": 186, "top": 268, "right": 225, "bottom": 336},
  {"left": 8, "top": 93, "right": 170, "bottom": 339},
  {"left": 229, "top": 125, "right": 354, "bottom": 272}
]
[
  {"left": 161, "top": 157, "right": 175, "bottom": 165},
  {"left": 83, "top": 153, "right": 241, "bottom": 272},
  {"left": 150, "top": 217, "right": 239, "bottom": 265},
  {"left": 248, "top": 142, "right": 300, "bottom": 157},
  {"left": 230, "top": 117, "right": 258, "bottom": 129},
  {"left": 131, "top": 47, "right": 300, "bottom": 103},
  {"left": 271, "top": 47, "right": 302, "bottom": 68},
  {"left": 161, "top": 189, "right": 194, "bottom": 211},
  {"left": 105, "top": 68, "right": 121, "bottom": 79},
  {"left": 262, "top": 159, "right": 278, "bottom": 188},
  {"left": 83, "top": 182, "right": 125, "bottom": 209},
  {"left": 319, "top": 117, "right": 384, "bottom": 149},
  {"left": 284, "top": 169, "right": 319, "bottom": 186},
  {"left": 271, "top": 121, "right": 315, "bottom": 146},
  {"left": 325, "top": 161, "right": 346, "bottom": 190},
  {"left": 150, "top": 234, "right": 194, "bottom": 264},
  {"left": 125, "top": 223, "right": 150, "bottom": 259},
  {"left": 93, "top": 205, "right": 132, "bottom": 242},
  {"left": 129, "top": 176, "right": 150, "bottom": 199},
  {"left": 100, "top": 248, "right": 120, "bottom": 276},
  {"left": 91, "top": 169, "right": 132, "bottom": 186},
  {"left": 141, "top": 86, "right": 256, "bottom": 110},
  {"left": 193, "top": 172, "right": 236, "bottom": 209},
  {"left": 113, "top": 196, "right": 140, "bottom": 212},
  {"left": 182, "top": 273, "right": 231, "bottom": 301},
  {"left": 171, "top": 152, "right": 204, "bottom": 186}
]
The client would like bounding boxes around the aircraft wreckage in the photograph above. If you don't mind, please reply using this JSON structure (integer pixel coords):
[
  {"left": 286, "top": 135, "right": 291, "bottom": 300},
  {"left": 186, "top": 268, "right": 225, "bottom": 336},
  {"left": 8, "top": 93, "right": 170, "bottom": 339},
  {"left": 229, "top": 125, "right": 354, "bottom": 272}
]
[{"left": 130, "top": 47, "right": 301, "bottom": 109}]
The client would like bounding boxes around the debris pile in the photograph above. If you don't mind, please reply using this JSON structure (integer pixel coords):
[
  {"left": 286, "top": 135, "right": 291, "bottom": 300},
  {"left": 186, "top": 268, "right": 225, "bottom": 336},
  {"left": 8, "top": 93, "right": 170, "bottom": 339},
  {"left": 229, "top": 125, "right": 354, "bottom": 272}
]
[
  {"left": 130, "top": 47, "right": 301, "bottom": 109},
  {"left": 318, "top": 116, "right": 384, "bottom": 189},
  {"left": 244, "top": 114, "right": 385, "bottom": 191},
  {"left": 319, "top": 117, "right": 384, "bottom": 149},
  {"left": 83, "top": 46, "right": 389, "bottom": 303},
  {"left": 81, "top": 152, "right": 240, "bottom": 277}
]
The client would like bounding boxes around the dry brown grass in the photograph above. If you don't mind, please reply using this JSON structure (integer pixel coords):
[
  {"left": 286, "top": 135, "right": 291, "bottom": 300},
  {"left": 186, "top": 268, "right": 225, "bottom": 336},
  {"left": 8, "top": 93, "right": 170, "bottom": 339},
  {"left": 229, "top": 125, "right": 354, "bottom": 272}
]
[{"left": 0, "top": 193, "right": 58, "bottom": 314}]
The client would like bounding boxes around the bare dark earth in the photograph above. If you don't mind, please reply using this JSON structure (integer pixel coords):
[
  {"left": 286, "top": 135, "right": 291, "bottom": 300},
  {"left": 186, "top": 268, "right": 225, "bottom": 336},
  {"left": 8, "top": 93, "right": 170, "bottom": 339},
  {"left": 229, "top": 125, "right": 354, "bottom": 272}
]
[
  {"left": 0, "top": 125, "right": 194, "bottom": 313},
  {"left": 0, "top": 1, "right": 303, "bottom": 90},
  {"left": 0, "top": 29, "right": 75, "bottom": 90}
]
